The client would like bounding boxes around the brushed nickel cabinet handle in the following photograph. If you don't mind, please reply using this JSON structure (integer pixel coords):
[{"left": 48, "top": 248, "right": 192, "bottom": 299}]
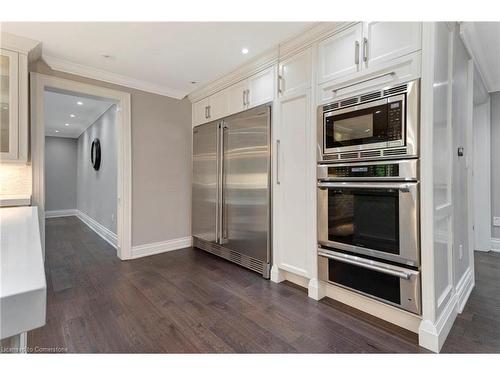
[
  {"left": 355, "top": 40, "right": 360, "bottom": 65},
  {"left": 363, "top": 37, "right": 368, "bottom": 63}
]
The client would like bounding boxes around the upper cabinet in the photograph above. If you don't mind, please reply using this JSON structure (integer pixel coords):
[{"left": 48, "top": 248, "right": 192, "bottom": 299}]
[
  {"left": 317, "top": 22, "right": 422, "bottom": 87},
  {"left": 247, "top": 67, "right": 274, "bottom": 108},
  {"left": 192, "top": 66, "right": 275, "bottom": 127},
  {"left": 363, "top": 22, "right": 422, "bottom": 69},
  {"left": 1, "top": 33, "right": 38, "bottom": 163},
  {"left": 317, "top": 23, "right": 363, "bottom": 84},
  {"left": 1, "top": 47, "right": 28, "bottom": 162},
  {"left": 279, "top": 48, "right": 312, "bottom": 97},
  {"left": 0, "top": 49, "right": 19, "bottom": 160}
]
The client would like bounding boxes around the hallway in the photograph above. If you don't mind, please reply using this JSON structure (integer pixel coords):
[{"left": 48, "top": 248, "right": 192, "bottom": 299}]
[{"left": 29, "top": 216, "right": 499, "bottom": 353}]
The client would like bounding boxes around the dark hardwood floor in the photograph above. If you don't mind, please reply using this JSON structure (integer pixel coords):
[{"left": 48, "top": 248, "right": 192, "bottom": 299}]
[
  {"left": 441, "top": 251, "right": 500, "bottom": 353},
  {"left": 28, "top": 216, "right": 498, "bottom": 353}
]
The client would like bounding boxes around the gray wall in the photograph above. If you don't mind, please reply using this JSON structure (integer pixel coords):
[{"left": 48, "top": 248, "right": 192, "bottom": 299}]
[
  {"left": 32, "top": 60, "right": 192, "bottom": 247},
  {"left": 77, "top": 105, "right": 117, "bottom": 234},
  {"left": 45, "top": 136, "right": 77, "bottom": 211},
  {"left": 492, "top": 92, "right": 500, "bottom": 239}
]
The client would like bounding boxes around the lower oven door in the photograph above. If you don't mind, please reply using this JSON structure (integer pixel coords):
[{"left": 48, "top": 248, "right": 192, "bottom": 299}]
[
  {"left": 318, "top": 249, "right": 421, "bottom": 315},
  {"left": 317, "top": 181, "right": 419, "bottom": 266}
]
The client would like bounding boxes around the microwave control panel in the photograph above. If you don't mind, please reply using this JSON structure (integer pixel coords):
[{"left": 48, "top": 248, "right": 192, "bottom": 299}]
[
  {"left": 327, "top": 164, "right": 400, "bottom": 178},
  {"left": 387, "top": 100, "right": 403, "bottom": 140}
]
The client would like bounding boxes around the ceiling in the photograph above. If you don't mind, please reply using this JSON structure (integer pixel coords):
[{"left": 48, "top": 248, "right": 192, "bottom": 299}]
[
  {"left": 461, "top": 22, "right": 500, "bottom": 93},
  {"left": 44, "top": 90, "right": 114, "bottom": 138},
  {"left": 1, "top": 22, "right": 313, "bottom": 99}
]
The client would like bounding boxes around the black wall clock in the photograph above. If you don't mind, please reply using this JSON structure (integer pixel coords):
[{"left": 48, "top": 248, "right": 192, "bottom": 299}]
[{"left": 91, "top": 138, "right": 101, "bottom": 171}]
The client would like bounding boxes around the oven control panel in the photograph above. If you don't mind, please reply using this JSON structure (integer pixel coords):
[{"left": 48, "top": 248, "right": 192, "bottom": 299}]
[{"left": 327, "top": 164, "right": 400, "bottom": 178}]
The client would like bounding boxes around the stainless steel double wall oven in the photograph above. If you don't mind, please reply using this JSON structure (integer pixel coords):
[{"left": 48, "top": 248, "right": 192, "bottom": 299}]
[{"left": 316, "top": 79, "right": 421, "bottom": 315}]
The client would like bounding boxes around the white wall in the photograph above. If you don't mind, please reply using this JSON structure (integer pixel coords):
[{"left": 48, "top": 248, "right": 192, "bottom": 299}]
[
  {"left": 45, "top": 136, "right": 77, "bottom": 211},
  {"left": 77, "top": 105, "right": 117, "bottom": 234},
  {"left": 491, "top": 92, "right": 500, "bottom": 240}
]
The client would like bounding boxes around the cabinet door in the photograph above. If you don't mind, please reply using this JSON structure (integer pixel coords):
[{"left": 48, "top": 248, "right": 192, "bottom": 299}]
[
  {"left": 192, "top": 97, "right": 210, "bottom": 126},
  {"left": 227, "top": 80, "right": 248, "bottom": 115},
  {"left": 363, "top": 22, "right": 421, "bottom": 69},
  {"left": 317, "top": 23, "right": 362, "bottom": 84},
  {"left": 279, "top": 48, "right": 312, "bottom": 97},
  {"left": 247, "top": 67, "right": 274, "bottom": 109},
  {"left": 275, "top": 89, "right": 312, "bottom": 278},
  {"left": 0, "top": 49, "right": 19, "bottom": 160},
  {"left": 209, "top": 88, "right": 229, "bottom": 121}
]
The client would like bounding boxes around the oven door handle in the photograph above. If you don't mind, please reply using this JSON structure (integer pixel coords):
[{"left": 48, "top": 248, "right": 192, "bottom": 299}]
[
  {"left": 317, "top": 181, "right": 414, "bottom": 192},
  {"left": 318, "top": 250, "right": 413, "bottom": 280}
]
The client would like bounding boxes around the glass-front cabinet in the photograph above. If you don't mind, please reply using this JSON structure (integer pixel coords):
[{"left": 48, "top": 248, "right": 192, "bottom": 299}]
[
  {"left": 1, "top": 49, "right": 19, "bottom": 160},
  {"left": 0, "top": 44, "right": 29, "bottom": 163}
]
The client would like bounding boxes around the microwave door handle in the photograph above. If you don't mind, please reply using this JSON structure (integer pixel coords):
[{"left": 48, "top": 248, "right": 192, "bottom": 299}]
[
  {"left": 318, "top": 251, "right": 412, "bottom": 280},
  {"left": 317, "top": 182, "right": 413, "bottom": 191}
]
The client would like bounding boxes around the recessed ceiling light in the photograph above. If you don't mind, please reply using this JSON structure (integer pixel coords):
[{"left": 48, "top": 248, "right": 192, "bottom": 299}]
[
  {"left": 241, "top": 48, "right": 249, "bottom": 55},
  {"left": 55, "top": 130, "right": 60, "bottom": 133},
  {"left": 77, "top": 101, "right": 83, "bottom": 106},
  {"left": 70, "top": 114, "right": 75, "bottom": 118},
  {"left": 65, "top": 123, "right": 70, "bottom": 126}
]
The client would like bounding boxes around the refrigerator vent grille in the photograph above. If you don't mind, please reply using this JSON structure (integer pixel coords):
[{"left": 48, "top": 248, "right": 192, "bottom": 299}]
[{"left": 193, "top": 237, "right": 268, "bottom": 277}]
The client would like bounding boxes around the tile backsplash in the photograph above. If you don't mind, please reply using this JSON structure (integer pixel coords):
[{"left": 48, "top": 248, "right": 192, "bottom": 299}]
[{"left": 0, "top": 164, "right": 32, "bottom": 196}]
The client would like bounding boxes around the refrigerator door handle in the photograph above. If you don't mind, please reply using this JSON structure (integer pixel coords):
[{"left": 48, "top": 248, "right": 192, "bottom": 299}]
[
  {"left": 215, "top": 123, "right": 220, "bottom": 244},
  {"left": 219, "top": 122, "right": 228, "bottom": 244}
]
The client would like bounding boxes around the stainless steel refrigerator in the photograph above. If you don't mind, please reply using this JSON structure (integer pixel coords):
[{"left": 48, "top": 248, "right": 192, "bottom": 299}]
[{"left": 192, "top": 104, "right": 271, "bottom": 278}]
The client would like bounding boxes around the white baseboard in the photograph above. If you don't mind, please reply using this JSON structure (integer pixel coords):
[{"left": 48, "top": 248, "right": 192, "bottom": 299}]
[
  {"left": 75, "top": 210, "right": 117, "bottom": 249},
  {"left": 45, "top": 209, "right": 78, "bottom": 218},
  {"left": 456, "top": 267, "right": 474, "bottom": 313},
  {"left": 131, "top": 236, "right": 192, "bottom": 259},
  {"left": 491, "top": 237, "right": 500, "bottom": 252},
  {"left": 419, "top": 292, "right": 458, "bottom": 353}
]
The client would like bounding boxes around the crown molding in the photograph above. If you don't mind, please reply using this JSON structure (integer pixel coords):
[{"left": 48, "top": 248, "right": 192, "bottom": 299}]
[
  {"left": 188, "top": 22, "right": 354, "bottom": 103},
  {"left": 1, "top": 31, "right": 42, "bottom": 61},
  {"left": 42, "top": 54, "right": 187, "bottom": 99}
]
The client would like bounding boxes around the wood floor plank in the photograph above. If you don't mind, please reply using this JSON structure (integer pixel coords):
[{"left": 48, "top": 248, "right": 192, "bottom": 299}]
[{"left": 26, "top": 216, "right": 499, "bottom": 353}]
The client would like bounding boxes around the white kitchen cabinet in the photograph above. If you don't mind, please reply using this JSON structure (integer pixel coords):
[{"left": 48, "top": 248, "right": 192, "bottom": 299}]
[
  {"left": 1, "top": 48, "right": 28, "bottom": 162},
  {"left": 208, "top": 88, "right": 229, "bottom": 121},
  {"left": 193, "top": 97, "right": 210, "bottom": 126},
  {"left": 279, "top": 48, "right": 312, "bottom": 97},
  {"left": 362, "top": 22, "right": 421, "bottom": 69},
  {"left": 275, "top": 89, "right": 313, "bottom": 279},
  {"left": 317, "top": 22, "right": 422, "bottom": 90},
  {"left": 317, "top": 23, "right": 363, "bottom": 84},
  {"left": 247, "top": 66, "right": 274, "bottom": 109},
  {"left": 273, "top": 47, "right": 314, "bottom": 280},
  {"left": 227, "top": 80, "right": 248, "bottom": 115}
]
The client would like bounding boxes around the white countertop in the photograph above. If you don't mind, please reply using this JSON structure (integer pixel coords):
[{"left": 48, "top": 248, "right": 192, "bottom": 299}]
[
  {"left": 0, "top": 206, "right": 46, "bottom": 339},
  {"left": 0, "top": 194, "right": 31, "bottom": 207}
]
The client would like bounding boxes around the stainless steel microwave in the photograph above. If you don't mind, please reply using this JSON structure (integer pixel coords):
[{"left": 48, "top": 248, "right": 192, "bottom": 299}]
[{"left": 318, "top": 79, "right": 419, "bottom": 163}]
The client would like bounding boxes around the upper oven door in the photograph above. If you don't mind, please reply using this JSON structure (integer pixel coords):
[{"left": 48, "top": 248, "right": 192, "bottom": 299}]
[
  {"left": 323, "top": 94, "right": 405, "bottom": 154},
  {"left": 317, "top": 181, "right": 419, "bottom": 266}
]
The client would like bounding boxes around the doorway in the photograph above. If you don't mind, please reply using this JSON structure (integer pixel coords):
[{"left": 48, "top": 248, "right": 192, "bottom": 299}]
[
  {"left": 31, "top": 73, "right": 132, "bottom": 259},
  {"left": 44, "top": 88, "right": 118, "bottom": 249}
]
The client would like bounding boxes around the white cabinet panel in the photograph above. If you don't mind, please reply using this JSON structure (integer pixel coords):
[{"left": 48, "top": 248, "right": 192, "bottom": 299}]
[
  {"left": 247, "top": 67, "right": 274, "bottom": 108},
  {"left": 227, "top": 80, "right": 248, "bottom": 115},
  {"left": 275, "top": 90, "right": 312, "bottom": 277},
  {"left": 363, "top": 22, "right": 422, "bottom": 69},
  {"left": 279, "top": 48, "right": 312, "bottom": 97},
  {"left": 209, "top": 88, "right": 229, "bottom": 121},
  {"left": 193, "top": 97, "right": 210, "bottom": 126},
  {"left": 0, "top": 49, "right": 19, "bottom": 161},
  {"left": 317, "top": 23, "right": 362, "bottom": 84}
]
